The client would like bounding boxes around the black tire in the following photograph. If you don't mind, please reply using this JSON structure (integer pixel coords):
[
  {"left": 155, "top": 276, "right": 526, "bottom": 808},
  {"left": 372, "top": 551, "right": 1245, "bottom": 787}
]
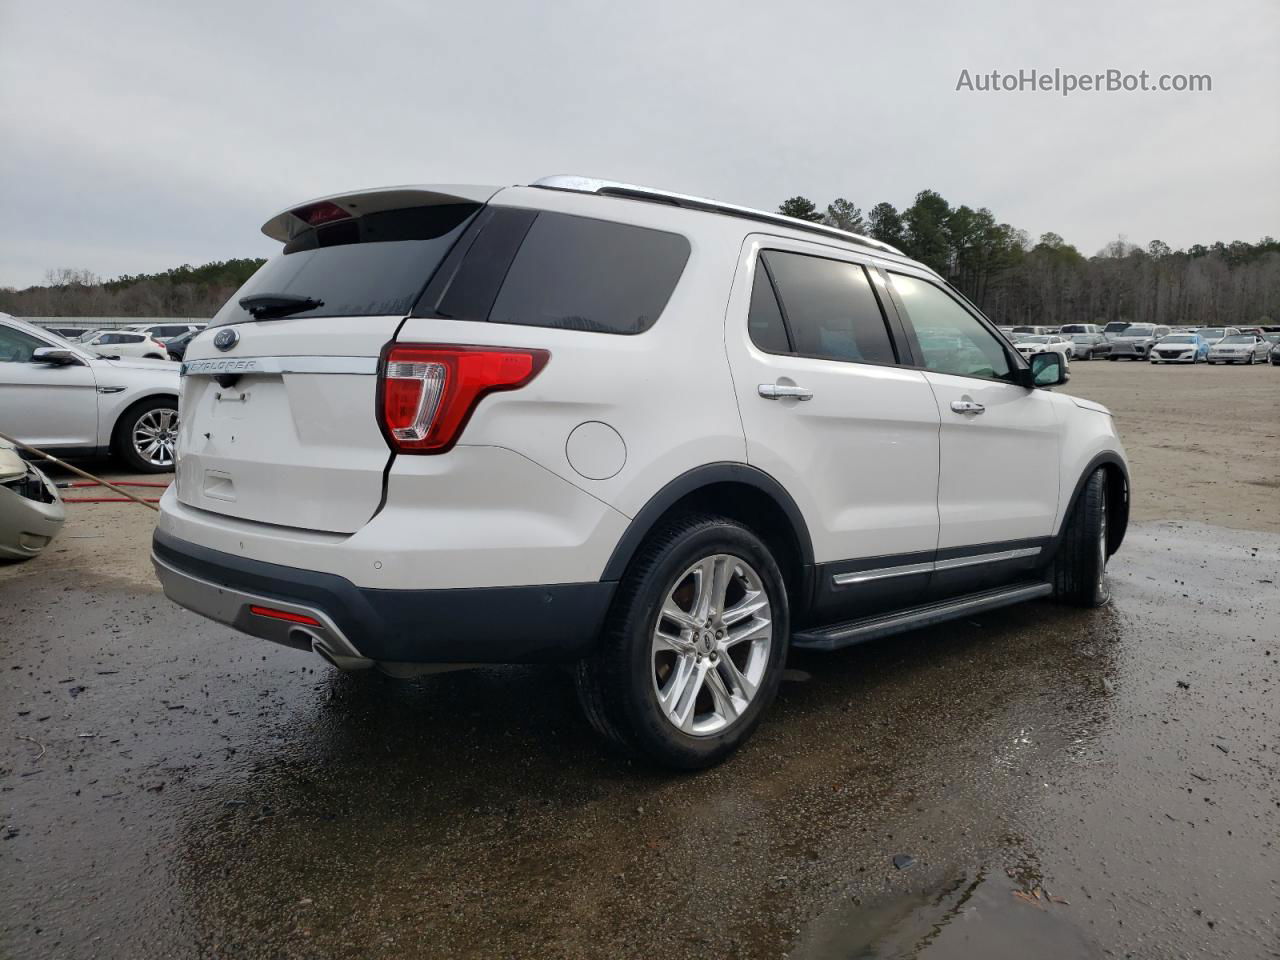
[
  {"left": 574, "top": 514, "right": 789, "bottom": 769},
  {"left": 112, "top": 396, "right": 179, "bottom": 474},
  {"left": 143, "top": 353, "right": 165, "bottom": 360},
  {"left": 1051, "top": 468, "right": 1110, "bottom": 608},
  {"left": 1107, "top": 355, "right": 1117, "bottom": 361}
]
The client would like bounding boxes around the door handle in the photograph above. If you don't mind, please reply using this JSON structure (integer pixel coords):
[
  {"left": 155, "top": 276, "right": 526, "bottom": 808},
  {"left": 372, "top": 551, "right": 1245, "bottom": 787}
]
[
  {"left": 950, "top": 399, "right": 985, "bottom": 415},
  {"left": 758, "top": 384, "right": 813, "bottom": 401}
]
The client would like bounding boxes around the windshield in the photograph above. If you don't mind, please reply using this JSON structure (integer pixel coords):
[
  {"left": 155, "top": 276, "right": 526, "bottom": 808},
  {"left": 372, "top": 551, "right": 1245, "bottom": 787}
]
[
  {"left": 1197, "top": 328, "right": 1225, "bottom": 338},
  {"left": 1103, "top": 322, "right": 1128, "bottom": 333},
  {"left": 1220, "top": 335, "right": 1253, "bottom": 344},
  {"left": 1018, "top": 336, "right": 1052, "bottom": 343},
  {"left": 1161, "top": 336, "right": 1196, "bottom": 343},
  {"left": 1120, "top": 325, "right": 1154, "bottom": 336},
  {"left": 1070, "top": 334, "right": 1095, "bottom": 342}
]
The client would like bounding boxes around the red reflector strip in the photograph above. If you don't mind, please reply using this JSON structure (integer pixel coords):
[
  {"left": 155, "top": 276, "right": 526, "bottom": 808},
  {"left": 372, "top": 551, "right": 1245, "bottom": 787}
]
[{"left": 249, "top": 605, "right": 321, "bottom": 627}]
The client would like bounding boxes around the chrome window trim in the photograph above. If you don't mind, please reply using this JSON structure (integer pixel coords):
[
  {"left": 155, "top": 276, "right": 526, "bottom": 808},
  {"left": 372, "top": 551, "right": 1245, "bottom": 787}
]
[
  {"left": 181, "top": 356, "right": 379, "bottom": 377},
  {"left": 831, "top": 547, "right": 1041, "bottom": 587}
]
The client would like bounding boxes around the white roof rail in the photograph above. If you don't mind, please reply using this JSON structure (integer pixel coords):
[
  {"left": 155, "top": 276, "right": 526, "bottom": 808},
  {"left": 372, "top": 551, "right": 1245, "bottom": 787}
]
[{"left": 530, "top": 175, "right": 904, "bottom": 256}]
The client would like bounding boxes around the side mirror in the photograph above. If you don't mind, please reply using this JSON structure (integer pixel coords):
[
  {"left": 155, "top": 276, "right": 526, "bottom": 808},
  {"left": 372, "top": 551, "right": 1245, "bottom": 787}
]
[
  {"left": 1029, "top": 351, "right": 1068, "bottom": 387},
  {"left": 31, "top": 347, "right": 81, "bottom": 366}
]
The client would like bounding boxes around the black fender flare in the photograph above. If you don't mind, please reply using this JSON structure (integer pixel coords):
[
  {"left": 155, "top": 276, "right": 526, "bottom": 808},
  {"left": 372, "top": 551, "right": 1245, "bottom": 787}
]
[
  {"left": 1049, "top": 451, "right": 1130, "bottom": 560},
  {"left": 600, "top": 462, "right": 815, "bottom": 582}
]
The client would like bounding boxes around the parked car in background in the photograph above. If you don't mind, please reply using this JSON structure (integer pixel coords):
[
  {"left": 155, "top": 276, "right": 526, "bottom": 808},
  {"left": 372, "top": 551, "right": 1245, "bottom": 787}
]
[
  {"left": 44, "top": 326, "right": 90, "bottom": 340},
  {"left": 1069, "top": 333, "right": 1111, "bottom": 359},
  {"left": 1012, "top": 335, "right": 1073, "bottom": 366},
  {"left": 1059, "top": 323, "right": 1102, "bottom": 336},
  {"left": 1149, "top": 333, "right": 1209, "bottom": 364},
  {"left": 152, "top": 176, "right": 1129, "bottom": 768},
  {"left": 0, "top": 439, "right": 65, "bottom": 562},
  {"left": 1208, "top": 334, "right": 1270, "bottom": 364},
  {"left": 1108, "top": 324, "right": 1171, "bottom": 360},
  {"left": 1102, "top": 321, "right": 1131, "bottom": 339},
  {"left": 80, "top": 330, "right": 171, "bottom": 360},
  {"left": 1191, "top": 327, "right": 1238, "bottom": 346},
  {"left": 1009, "top": 325, "right": 1056, "bottom": 336},
  {"left": 164, "top": 329, "right": 200, "bottom": 361},
  {"left": 125, "top": 322, "right": 206, "bottom": 343},
  {"left": 0, "top": 313, "right": 180, "bottom": 472}
]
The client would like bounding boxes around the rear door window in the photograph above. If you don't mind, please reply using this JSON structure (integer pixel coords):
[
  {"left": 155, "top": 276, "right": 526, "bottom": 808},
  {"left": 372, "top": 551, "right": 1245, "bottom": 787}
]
[
  {"left": 211, "top": 204, "right": 481, "bottom": 326},
  {"left": 757, "top": 251, "right": 897, "bottom": 365}
]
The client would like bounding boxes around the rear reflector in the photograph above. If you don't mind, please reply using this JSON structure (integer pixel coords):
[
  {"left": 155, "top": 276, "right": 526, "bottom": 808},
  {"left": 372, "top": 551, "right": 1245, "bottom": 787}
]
[
  {"left": 379, "top": 344, "right": 549, "bottom": 453},
  {"left": 249, "top": 605, "right": 322, "bottom": 627}
]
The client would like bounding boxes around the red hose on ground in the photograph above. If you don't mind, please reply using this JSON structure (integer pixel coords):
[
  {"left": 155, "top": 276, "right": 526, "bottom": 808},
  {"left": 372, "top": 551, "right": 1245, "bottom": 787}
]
[
  {"left": 64, "top": 480, "right": 170, "bottom": 489},
  {"left": 64, "top": 498, "right": 163, "bottom": 504}
]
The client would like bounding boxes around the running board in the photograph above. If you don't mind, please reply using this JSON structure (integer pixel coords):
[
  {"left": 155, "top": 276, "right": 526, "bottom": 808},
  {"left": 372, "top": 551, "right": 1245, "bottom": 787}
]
[{"left": 791, "top": 581, "right": 1054, "bottom": 652}]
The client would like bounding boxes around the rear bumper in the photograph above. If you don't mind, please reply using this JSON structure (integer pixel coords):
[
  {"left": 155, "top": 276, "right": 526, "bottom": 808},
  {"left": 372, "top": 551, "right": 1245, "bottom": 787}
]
[{"left": 152, "top": 528, "right": 616, "bottom": 665}]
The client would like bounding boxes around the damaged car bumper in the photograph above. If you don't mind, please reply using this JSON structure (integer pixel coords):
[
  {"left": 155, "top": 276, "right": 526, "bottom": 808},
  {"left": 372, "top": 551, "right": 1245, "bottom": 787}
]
[{"left": 0, "top": 447, "right": 65, "bottom": 561}]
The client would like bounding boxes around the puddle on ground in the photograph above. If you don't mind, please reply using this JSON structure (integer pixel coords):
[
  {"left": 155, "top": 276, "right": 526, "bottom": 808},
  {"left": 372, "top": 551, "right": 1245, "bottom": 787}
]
[{"left": 791, "top": 870, "right": 1097, "bottom": 960}]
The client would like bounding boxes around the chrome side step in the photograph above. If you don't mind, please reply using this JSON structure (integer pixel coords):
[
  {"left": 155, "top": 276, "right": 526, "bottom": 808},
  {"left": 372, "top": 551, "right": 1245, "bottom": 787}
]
[{"left": 791, "top": 581, "right": 1054, "bottom": 652}]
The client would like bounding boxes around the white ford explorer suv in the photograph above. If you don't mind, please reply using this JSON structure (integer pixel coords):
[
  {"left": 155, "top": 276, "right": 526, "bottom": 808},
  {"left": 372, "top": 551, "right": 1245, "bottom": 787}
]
[{"left": 153, "top": 176, "right": 1129, "bottom": 768}]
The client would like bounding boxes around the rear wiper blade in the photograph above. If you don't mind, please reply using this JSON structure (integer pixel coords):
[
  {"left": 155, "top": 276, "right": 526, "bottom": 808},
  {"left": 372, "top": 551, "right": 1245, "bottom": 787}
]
[{"left": 239, "top": 293, "right": 324, "bottom": 320}]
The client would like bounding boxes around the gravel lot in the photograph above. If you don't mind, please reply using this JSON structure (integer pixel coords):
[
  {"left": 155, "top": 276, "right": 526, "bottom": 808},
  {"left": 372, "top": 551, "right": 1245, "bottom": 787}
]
[{"left": 1, "top": 361, "right": 1277, "bottom": 959}]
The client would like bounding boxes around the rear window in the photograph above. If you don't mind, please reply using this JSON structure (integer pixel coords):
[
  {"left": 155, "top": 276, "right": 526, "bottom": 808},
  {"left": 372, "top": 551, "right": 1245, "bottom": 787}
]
[{"left": 210, "top": 204, "right": 480, "bottom": 326}]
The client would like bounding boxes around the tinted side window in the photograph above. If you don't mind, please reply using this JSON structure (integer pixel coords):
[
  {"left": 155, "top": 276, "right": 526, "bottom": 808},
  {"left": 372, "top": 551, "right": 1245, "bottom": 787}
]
[
  {"left": 890, "top": 273, "right": 1012, "bottom": 381},
  {"left": 761, "top": 251, "right": 896, "bottom": 364},
  {"left": 747, "top": 261, "right": 792, "bottom": 354},
  {"left": 0, "top": 325, "right": 47, "bottom": 363},
  {"left": 488, "top": 212, "right": 690, "bottom": 335}
]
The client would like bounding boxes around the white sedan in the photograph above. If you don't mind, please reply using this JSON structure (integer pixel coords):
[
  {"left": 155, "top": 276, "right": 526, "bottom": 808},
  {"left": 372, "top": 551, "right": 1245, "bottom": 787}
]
[
  {"left": 0, "top": 313, "right": 181, "bottom": 473},
  {"left": 1208, "top": 334, "right": 1271, "bottom": 365},
  {"left": 81, "top": 329, "right": 173, "bottom": 360},
  {"left": 1012, "top": 334, "right": 1073, "bottom": 367}
]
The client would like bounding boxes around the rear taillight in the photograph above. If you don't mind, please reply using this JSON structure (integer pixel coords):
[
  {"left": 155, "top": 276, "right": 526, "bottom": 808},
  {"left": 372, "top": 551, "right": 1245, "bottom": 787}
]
[{"left": 378, "top": 344, "right": 549, "bottom": 454}]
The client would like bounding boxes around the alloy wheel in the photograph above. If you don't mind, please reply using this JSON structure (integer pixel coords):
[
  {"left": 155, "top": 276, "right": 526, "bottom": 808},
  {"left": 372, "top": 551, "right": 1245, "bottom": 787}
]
[
  {"left": 132, "top": 407, "right": 178, "bottom": 468},
  {"left": 651, "top": 554, "right": 772, "bottom": 737}
]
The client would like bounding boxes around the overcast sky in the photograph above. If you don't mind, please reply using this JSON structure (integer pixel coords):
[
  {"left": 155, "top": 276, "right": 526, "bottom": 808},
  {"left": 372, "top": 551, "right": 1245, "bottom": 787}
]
[{"left": 1, "top": 0, "right": 1276, "bottom": 288}]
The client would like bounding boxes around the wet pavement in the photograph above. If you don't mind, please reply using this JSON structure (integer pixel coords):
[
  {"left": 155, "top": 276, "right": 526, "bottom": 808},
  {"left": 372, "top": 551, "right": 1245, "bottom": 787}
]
[{"left": 1, "top": 519, "right": 1277, "bottom": 959}]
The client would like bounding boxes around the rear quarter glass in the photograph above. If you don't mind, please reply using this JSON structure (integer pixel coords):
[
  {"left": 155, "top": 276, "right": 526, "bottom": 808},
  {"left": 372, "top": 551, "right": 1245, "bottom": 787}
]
[{"left": 210, "top": 204, "right": 481, "bottom": 326}]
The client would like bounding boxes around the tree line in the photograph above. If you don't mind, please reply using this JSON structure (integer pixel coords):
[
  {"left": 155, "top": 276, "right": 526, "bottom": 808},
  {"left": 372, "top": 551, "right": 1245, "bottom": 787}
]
[
  {"left": 3, "top": 195, "right": 1277, "bottom": 327},
  {"left": 779, "top": 193, "right": 1278, "bottom": 327},
  {"left": 0, "top": 261, "right": 265, "bottom": 319}
]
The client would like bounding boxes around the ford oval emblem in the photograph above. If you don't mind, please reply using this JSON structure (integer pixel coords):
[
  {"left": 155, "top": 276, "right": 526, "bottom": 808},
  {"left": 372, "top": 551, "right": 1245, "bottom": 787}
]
[{"left": 213, "top": 328, "right": 240, "bottom": 352}]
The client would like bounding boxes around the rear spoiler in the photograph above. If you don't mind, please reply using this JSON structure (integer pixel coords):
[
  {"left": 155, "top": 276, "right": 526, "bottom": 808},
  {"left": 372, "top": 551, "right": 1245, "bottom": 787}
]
[{"left": 260, "top": 184, "right": 502, "bottom": 243}]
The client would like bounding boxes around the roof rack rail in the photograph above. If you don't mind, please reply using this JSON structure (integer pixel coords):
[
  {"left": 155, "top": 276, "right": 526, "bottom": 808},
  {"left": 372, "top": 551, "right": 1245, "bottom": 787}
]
[{"left": 529, "top": 175, "right": 904, "bottom": 257}]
